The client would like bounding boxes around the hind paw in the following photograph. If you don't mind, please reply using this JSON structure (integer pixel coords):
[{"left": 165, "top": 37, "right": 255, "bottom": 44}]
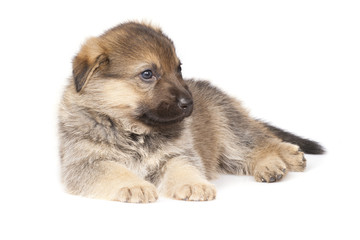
[
  {"left": 253, "top": 157, "right": 288, "bottom": 183},
  {"left": 279, "top": 143, "right": 307, "bottom": 172}
]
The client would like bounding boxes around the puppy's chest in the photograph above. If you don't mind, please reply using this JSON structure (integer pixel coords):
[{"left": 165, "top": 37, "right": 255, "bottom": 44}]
[
  {"left": 88, "top": 117, "right": 188, "bottom": 178},
  {"left": 113, "top": 132, "right": 176, "bottom": 174},
  {"left": 88, "top": 118, "right": 165, "bottom": 161}
]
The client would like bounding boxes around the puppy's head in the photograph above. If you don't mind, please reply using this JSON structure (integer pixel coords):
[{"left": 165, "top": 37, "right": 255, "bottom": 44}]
[{"left": 72, "top": 22, "right": 193, "bottom": 127}]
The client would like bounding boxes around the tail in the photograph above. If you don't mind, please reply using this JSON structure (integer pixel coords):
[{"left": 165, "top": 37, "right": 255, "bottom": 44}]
[{"left": 262, "top": 122, "right": 325, "bottom": 154}]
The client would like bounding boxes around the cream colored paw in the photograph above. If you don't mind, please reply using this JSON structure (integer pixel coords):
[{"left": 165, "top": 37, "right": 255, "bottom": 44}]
[
  {"left": 170, "top": 183, "right": 216, "bottom": 201},
  {"left": 279, "top": 142, "right": 307, "bottom": 172},
  {"left": 253, "top": 157, "right": 288, "bottom": 183},
  {"left": 116, "top": 183, "right": 158, "bottom": 203}
]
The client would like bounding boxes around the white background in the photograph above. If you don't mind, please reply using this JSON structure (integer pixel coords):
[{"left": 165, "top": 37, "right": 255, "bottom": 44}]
[{"left": 1, "top": 0, "right": 359, "bottom": 239}]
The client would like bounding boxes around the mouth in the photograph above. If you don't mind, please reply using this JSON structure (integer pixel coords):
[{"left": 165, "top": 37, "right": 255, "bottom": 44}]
[{"left": 135, "top": 105, "right": 193, "bottom": 127}]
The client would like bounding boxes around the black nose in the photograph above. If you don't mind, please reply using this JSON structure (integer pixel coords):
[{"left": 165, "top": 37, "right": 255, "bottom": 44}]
[{"left": 177, "top": 97, "right": 193, "bottom": 111}]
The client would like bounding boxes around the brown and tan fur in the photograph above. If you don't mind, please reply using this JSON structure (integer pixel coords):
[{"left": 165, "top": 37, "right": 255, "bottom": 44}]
[{"left": 58, "top": 22, "right": 324, "bottom": 203}]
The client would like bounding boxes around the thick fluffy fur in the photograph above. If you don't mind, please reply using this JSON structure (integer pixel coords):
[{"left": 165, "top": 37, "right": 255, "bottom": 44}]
[{"left": 58, "top": 22, "right": 324, "bottom": 203}]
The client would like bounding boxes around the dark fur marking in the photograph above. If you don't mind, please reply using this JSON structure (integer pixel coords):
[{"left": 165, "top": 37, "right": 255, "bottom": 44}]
[{"left": 129, "top": 133, "right": 139, "bottom": 142}]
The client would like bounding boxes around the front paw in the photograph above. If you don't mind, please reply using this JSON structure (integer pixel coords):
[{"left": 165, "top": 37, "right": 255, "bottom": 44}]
[
  {"left": 116, "top": 183, "right": 158, "bottom": 203},
  {"left": 170, "top": 183, "right": 216, "bottom": 201}
]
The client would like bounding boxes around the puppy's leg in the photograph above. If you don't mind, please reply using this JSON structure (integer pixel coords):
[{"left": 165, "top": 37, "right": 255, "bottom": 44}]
[
  {"left": 250, "top": 139, "right": 306, "bottom": 183},
  {"left": 160, "top": 159, "right": 216, "bottom": 201},
  {"left": 63, "top": 160, "right": 158, "bottom": 203}
]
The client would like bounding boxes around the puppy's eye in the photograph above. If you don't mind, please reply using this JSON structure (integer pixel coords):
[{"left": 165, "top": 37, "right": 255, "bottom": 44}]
[
  {"left": 177, "top": 64, "right": 182, "bottom": 72},
  {"left": 140, "top": 70, "right": 154, "bottom": 81}
]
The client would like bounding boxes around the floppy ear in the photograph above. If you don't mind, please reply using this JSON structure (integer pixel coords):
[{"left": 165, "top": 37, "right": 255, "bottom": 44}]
[{"left": 72, "top": 37, "right": 109, "bottom": 92}]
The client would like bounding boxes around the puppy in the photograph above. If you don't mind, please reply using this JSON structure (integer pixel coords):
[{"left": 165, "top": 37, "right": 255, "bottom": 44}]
[{"left": 58, "top": 22, "right": 324, "bottom": 203}]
